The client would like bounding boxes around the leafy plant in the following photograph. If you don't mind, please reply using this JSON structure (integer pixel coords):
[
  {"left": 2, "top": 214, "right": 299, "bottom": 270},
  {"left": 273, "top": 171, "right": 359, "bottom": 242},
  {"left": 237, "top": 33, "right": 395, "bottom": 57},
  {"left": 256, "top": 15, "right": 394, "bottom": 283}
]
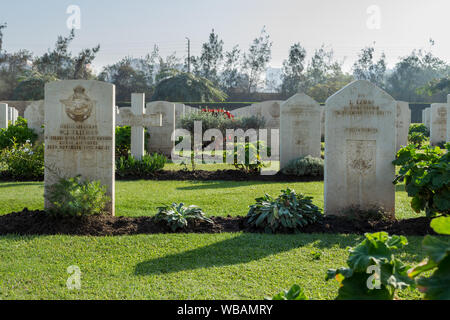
[
  {"left": 225, "top": 140, "right": 268, "bottom": 173},
  {"left": 116, "top": 153, "right": 167, "bottom": 178},
  {"left": 408, "top": 132, "right": 428, "bottom": 147},
  {"left": 326, "top": 232, "right": 413, "bottom": 300},
  {"left": 393, "top": 143, "right": 450, "bottom": 217},
  {"left": 0, "top": 117, "right": 37, "bottom": 150},
  {"left": 281, "top": 155, "right": 324, "bottom": 177},
  {"left": 409, "top": 123, "right": 430, "bottom": 137},
  {"left": 46, "top": 176, "right": 111, "bottom": 217},
  {"left": 408, "top": 216, "right": 450, "bottom": 300},
  {"left": 267, "top": 285, "right": 308, "bottom": 300},
  {"left": 246, "top": 188, "right": 322, "bottom": 233},
  {"left": 115, "top": 126, "right": 150, "bottom": 158},
  {"left": 155, "top": 203, "right": 213, "bottom": 231},
  {"left": 0, "top": 141, "right": 44, "bottom": 180}
]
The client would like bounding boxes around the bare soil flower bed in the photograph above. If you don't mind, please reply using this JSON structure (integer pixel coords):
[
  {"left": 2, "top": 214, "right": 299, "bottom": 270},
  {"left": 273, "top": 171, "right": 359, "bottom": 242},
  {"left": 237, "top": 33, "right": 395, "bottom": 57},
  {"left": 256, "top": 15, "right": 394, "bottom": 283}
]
[{"left": 0, "top": 209, "right": 436, "bottom": 237}]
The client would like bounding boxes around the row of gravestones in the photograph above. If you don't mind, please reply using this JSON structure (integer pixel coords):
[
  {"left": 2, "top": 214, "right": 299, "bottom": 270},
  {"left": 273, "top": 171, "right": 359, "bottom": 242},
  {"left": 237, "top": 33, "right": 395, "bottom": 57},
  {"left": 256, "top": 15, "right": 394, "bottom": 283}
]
[
  {"left": 422, "top": 100, "right": 449, "bottom": 145},
  {"left": 41, "top": 79, "right": 449, "bottom": 218},
  {"left": 0, "top": 103, "right": 19, "bottom": 128}
]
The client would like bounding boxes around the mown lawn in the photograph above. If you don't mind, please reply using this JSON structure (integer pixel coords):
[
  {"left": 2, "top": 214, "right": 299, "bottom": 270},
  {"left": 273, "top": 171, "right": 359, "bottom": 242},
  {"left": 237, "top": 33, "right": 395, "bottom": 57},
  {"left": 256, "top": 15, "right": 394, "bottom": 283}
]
[
  {"left": 0, "top": 180, "right": 421, "bottom": 220},
  {"left": 0, "top": 233, "right": 425, "bottom": 300},
  {"left": 0, "top": 179, "right": 428, "bottom": 300}
]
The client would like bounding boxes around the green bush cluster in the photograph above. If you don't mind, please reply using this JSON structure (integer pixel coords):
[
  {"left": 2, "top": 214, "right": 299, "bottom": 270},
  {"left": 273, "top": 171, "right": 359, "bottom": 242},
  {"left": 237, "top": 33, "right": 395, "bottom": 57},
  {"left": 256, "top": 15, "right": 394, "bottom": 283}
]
[
  {"left": 115, "top": 126, "right": 150, "bottom": 158},
  {"left": 281, "top": 156, "right": 324, "bottom": 177},
  {"left": 155, "top": 203, "right": 213, "bottom": 231},
  {"left": 0, "top": 141, "right": 44, "bottom": 180},
  {"left": 46, "top": 176, "right": 111, "bottom": 217},
  {"left": 116, "top": 153, "right": 167, "bottom": 178},
  {"left": 408, "top": 132, "right": 429, "bottom": 147},
  {"left": 246, "top": 188, "right": 322, "bottom": 233},
  {"left": 179, "top": 112, "right": 266, "bottom": 137},
  {"left": 224, "top": 141, "right": 268, "bottom": 173},
  {"left": 409, "top": 123, "right": 430, "bottom": 137},
  {"left": 393, "top": 143, "right": 449, "bottom": 217},
  {"left": 0, "top": 117, "right": 37, "bottom": 150}
]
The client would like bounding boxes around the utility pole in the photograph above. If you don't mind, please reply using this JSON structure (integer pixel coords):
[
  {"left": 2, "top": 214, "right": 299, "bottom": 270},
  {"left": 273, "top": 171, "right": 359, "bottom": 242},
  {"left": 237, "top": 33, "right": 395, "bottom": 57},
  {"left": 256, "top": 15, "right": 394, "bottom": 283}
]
[{"left": 186, "top": 37, "right": 191, "bottom": 73}]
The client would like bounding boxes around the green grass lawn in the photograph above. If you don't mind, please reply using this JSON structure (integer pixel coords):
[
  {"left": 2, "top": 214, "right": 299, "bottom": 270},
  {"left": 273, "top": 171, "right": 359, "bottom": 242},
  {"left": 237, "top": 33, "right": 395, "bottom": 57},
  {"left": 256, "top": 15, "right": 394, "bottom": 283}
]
[
  {"left": 0, "top": 180, "right": 421, "bottom": 220},
  {"left": 0, "top": 179, "right": 428, "bottom": 300},
  {"left": 0, "top": 233, "right": 425, "bottom": 300}
]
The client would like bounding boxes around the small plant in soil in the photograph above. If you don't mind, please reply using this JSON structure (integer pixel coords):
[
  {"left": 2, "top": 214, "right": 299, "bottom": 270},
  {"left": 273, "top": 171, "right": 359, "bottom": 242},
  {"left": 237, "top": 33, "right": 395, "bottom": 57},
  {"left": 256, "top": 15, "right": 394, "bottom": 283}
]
[
  {"left": 155, "top": 202, "right": 213, "bottom": 231},
  {"left": 46, "top": 176, "right": 111, "bottom": 217},
  {"left": 245, "top": 188, "right": 322, "bottom": 233},
  {"left": 326, "top": 232, "right": 414, "bottom": 300}
]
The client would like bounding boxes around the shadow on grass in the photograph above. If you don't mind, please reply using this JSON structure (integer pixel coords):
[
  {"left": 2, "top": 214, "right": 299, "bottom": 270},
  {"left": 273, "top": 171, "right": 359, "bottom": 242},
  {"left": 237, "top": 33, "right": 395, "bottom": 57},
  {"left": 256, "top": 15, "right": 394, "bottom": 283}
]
[
  {"left": 0, "top": 182, "right": 43, "bottom": 188},
  {"left": 175, "top": 181, "right": 277, "bottom": 191},
  {"left": 134, "top": 232, "right": 356, "bottom": 276}
]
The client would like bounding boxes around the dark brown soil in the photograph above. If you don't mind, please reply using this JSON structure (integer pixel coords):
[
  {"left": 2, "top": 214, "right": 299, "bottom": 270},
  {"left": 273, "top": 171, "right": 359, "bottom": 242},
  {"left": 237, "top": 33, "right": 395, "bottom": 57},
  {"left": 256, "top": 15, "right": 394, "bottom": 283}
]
[
  {"left": 117, "top": 170, "right": 323, "bottom": 182},
  {"left": 0, "top": 209, "right": 436, "bottom": 237}
]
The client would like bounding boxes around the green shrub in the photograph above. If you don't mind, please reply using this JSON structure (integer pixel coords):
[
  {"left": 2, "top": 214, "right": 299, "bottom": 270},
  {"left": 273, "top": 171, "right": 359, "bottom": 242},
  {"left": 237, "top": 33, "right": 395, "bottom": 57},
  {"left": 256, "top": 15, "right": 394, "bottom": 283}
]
[
  {"left": 393, "top": 143, "right": 449, "bottom": 217},
  {"left": 115, "top": 126, "right": 131, "bottom": 158},
  {"left": 267, "top": 285, "right": 308, "bottom": 300},
  {"left": 46, "top": 176, "right": 111, "bottom": 216},
  {"left": 245, "top": 188, "right": 322, "bottom": 233},
  {"left": 408, "top": 216, "right": 450, "bottom": 300},
  {"left": 326, "top": 232, "right": 413, "bottom": 300},
  {"left": 0, "top": 141, "right": 44, "bottom": 180},
  {"left": 408, "top": 132, "right": 428, "bottom": 147},
  {"left": 281, "top": 156, "right": 324, "bottom": 177},
  {"left": 115, "top": 126, "right": 150, "bottom": 158},
  {"left": 225, "top": 141, "right": 268, "bottom": 173},
  {"left": 116, "top": 153, "right": 166, "bottom": 177},
  {"left": 0, "top": 117, "right": 37, "bottom": 150},
  {"left": 409, "top": 123, "right": 430, "bottom": 137},
  {"left": 155, "top": 203, "right": 213, "bottom": 231}
]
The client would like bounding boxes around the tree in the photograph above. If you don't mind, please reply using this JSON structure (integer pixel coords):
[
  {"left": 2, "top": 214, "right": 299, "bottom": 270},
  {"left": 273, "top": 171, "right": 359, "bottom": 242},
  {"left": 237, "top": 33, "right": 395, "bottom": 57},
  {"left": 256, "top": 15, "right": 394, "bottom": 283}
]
[
  {"left": 152, "top": 73, "right": 227, "bottom": 102},
  {"left": 33, "top": 29, "right": 100, "bottom": 80},
  {"left": 352, "top": 46, "right": 386, "bottom": 88},
  {"left": 0, "top": 22, "right": 6, "bottom": 53},
  {"left": 99, "top": 56, "right": 152, "bottom": 102},
  {"left": 12, "top": 70, "right": 58, "bottom": 100},
  {"left": 242, "top": 27, "right": 272, "bottom": 94},
  {"left": 193, "top": 29, "right": 224, "bottom": 84},
  {"left": 304, "top": 45, "right": 342, "bottom": 89},
  {"left": 386, "top": 42, "right": 449, "bottom": 102},
  {"left": 306, "top": 71, "right": 353, "bottom": 103},
  {"left": 219, "top": 45, "right": 247, "bottom": 94},
  {"left": 281, "top": 43, "right": 307, "bottom": 96},
  {"left": 155, "top": 52, "right": 181, "bottom": 84}
]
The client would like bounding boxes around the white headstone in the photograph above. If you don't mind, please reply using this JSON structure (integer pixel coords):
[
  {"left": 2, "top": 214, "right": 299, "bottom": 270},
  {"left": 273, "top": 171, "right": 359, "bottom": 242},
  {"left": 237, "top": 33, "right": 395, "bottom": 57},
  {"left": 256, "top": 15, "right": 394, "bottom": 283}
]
[
  {"left": 447, "top": 95, "right": 450, "bottom": 143},
  {"left": 430, "top": 103, "right": 447, "bottom": 145},
  {"left": 24, "top": 100, "right": 45, "bottom": 135},
  {"left": 131, "top": 93, "right": 145, "bottom": 160},
  {"left": 396, "top": 101, "right": 410, "bottom": 151},
  {"left": 324, "top": 80, "right": 396, "bottom": 216},
  {"left": 425, "top": 108, "right": 431, "bottom": 129},
  {"left": 280, "top": 93, "right": 322, "bottom": 169},
  {"left": 0, "top": 103, "right": 8, "bottom": 129},
  {"left": 44, "top": 80, "right": 116, "bottom": 215},
  {"left": 146, "top": 101, "right": 176, "bottom": 157}
]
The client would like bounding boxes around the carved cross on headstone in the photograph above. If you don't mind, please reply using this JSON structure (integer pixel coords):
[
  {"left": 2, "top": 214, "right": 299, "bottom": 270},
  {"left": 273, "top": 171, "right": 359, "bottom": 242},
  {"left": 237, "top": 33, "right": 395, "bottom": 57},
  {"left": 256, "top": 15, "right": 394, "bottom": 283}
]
[{"left": 117, "top": 93, "right": 163, "bottom": 160}]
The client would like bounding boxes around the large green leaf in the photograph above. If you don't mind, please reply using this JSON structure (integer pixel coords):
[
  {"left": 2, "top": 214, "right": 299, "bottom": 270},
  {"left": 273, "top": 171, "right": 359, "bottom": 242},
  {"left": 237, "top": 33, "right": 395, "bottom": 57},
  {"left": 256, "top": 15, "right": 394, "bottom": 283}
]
[
  {"left": 431, "top": 216, "right": 450, "bottom": 235},
  {"left": 416, "top": 256, "right": 450, "bottom": 300}
]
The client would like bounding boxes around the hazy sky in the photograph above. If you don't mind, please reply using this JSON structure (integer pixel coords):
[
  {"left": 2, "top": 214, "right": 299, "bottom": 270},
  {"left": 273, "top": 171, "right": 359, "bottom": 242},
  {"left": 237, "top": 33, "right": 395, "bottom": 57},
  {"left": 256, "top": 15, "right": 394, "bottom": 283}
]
[{"left": 1, "top": 0, "right": 449, "bottom": 73}]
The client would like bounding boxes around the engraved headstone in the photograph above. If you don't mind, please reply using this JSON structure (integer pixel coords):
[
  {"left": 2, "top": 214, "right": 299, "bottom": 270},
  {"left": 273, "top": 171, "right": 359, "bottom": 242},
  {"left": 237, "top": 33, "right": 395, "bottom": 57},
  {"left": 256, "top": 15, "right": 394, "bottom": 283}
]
[
  {"left": 44, "top": 80, "right": 116, "bottom": 215},
  {"left": 24, "top": 100, "right": 45, "bottom": 136},
  {"left": 0, "top": 103, "right": 8, "bottom": 129},
  {"left": 447, "top": 95, "right": 450, "bottom": 142},
  {"left": 280, "top": 93, "right": 321, "bottom": 169},
  {"left": 146, "top": 101, "right": 176, "bottom": 157},
  {"left": 396, "top": 101, "right": 410, "bottom": 151},
  {"left": 425, "top": 108, "right": 431, "bottom": 129},
  {"left": 430, "top": 103, "right": 447, "bottom": 145},
  {"left": 324, "top": 80, "right": 396, "bottom": 216}
]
